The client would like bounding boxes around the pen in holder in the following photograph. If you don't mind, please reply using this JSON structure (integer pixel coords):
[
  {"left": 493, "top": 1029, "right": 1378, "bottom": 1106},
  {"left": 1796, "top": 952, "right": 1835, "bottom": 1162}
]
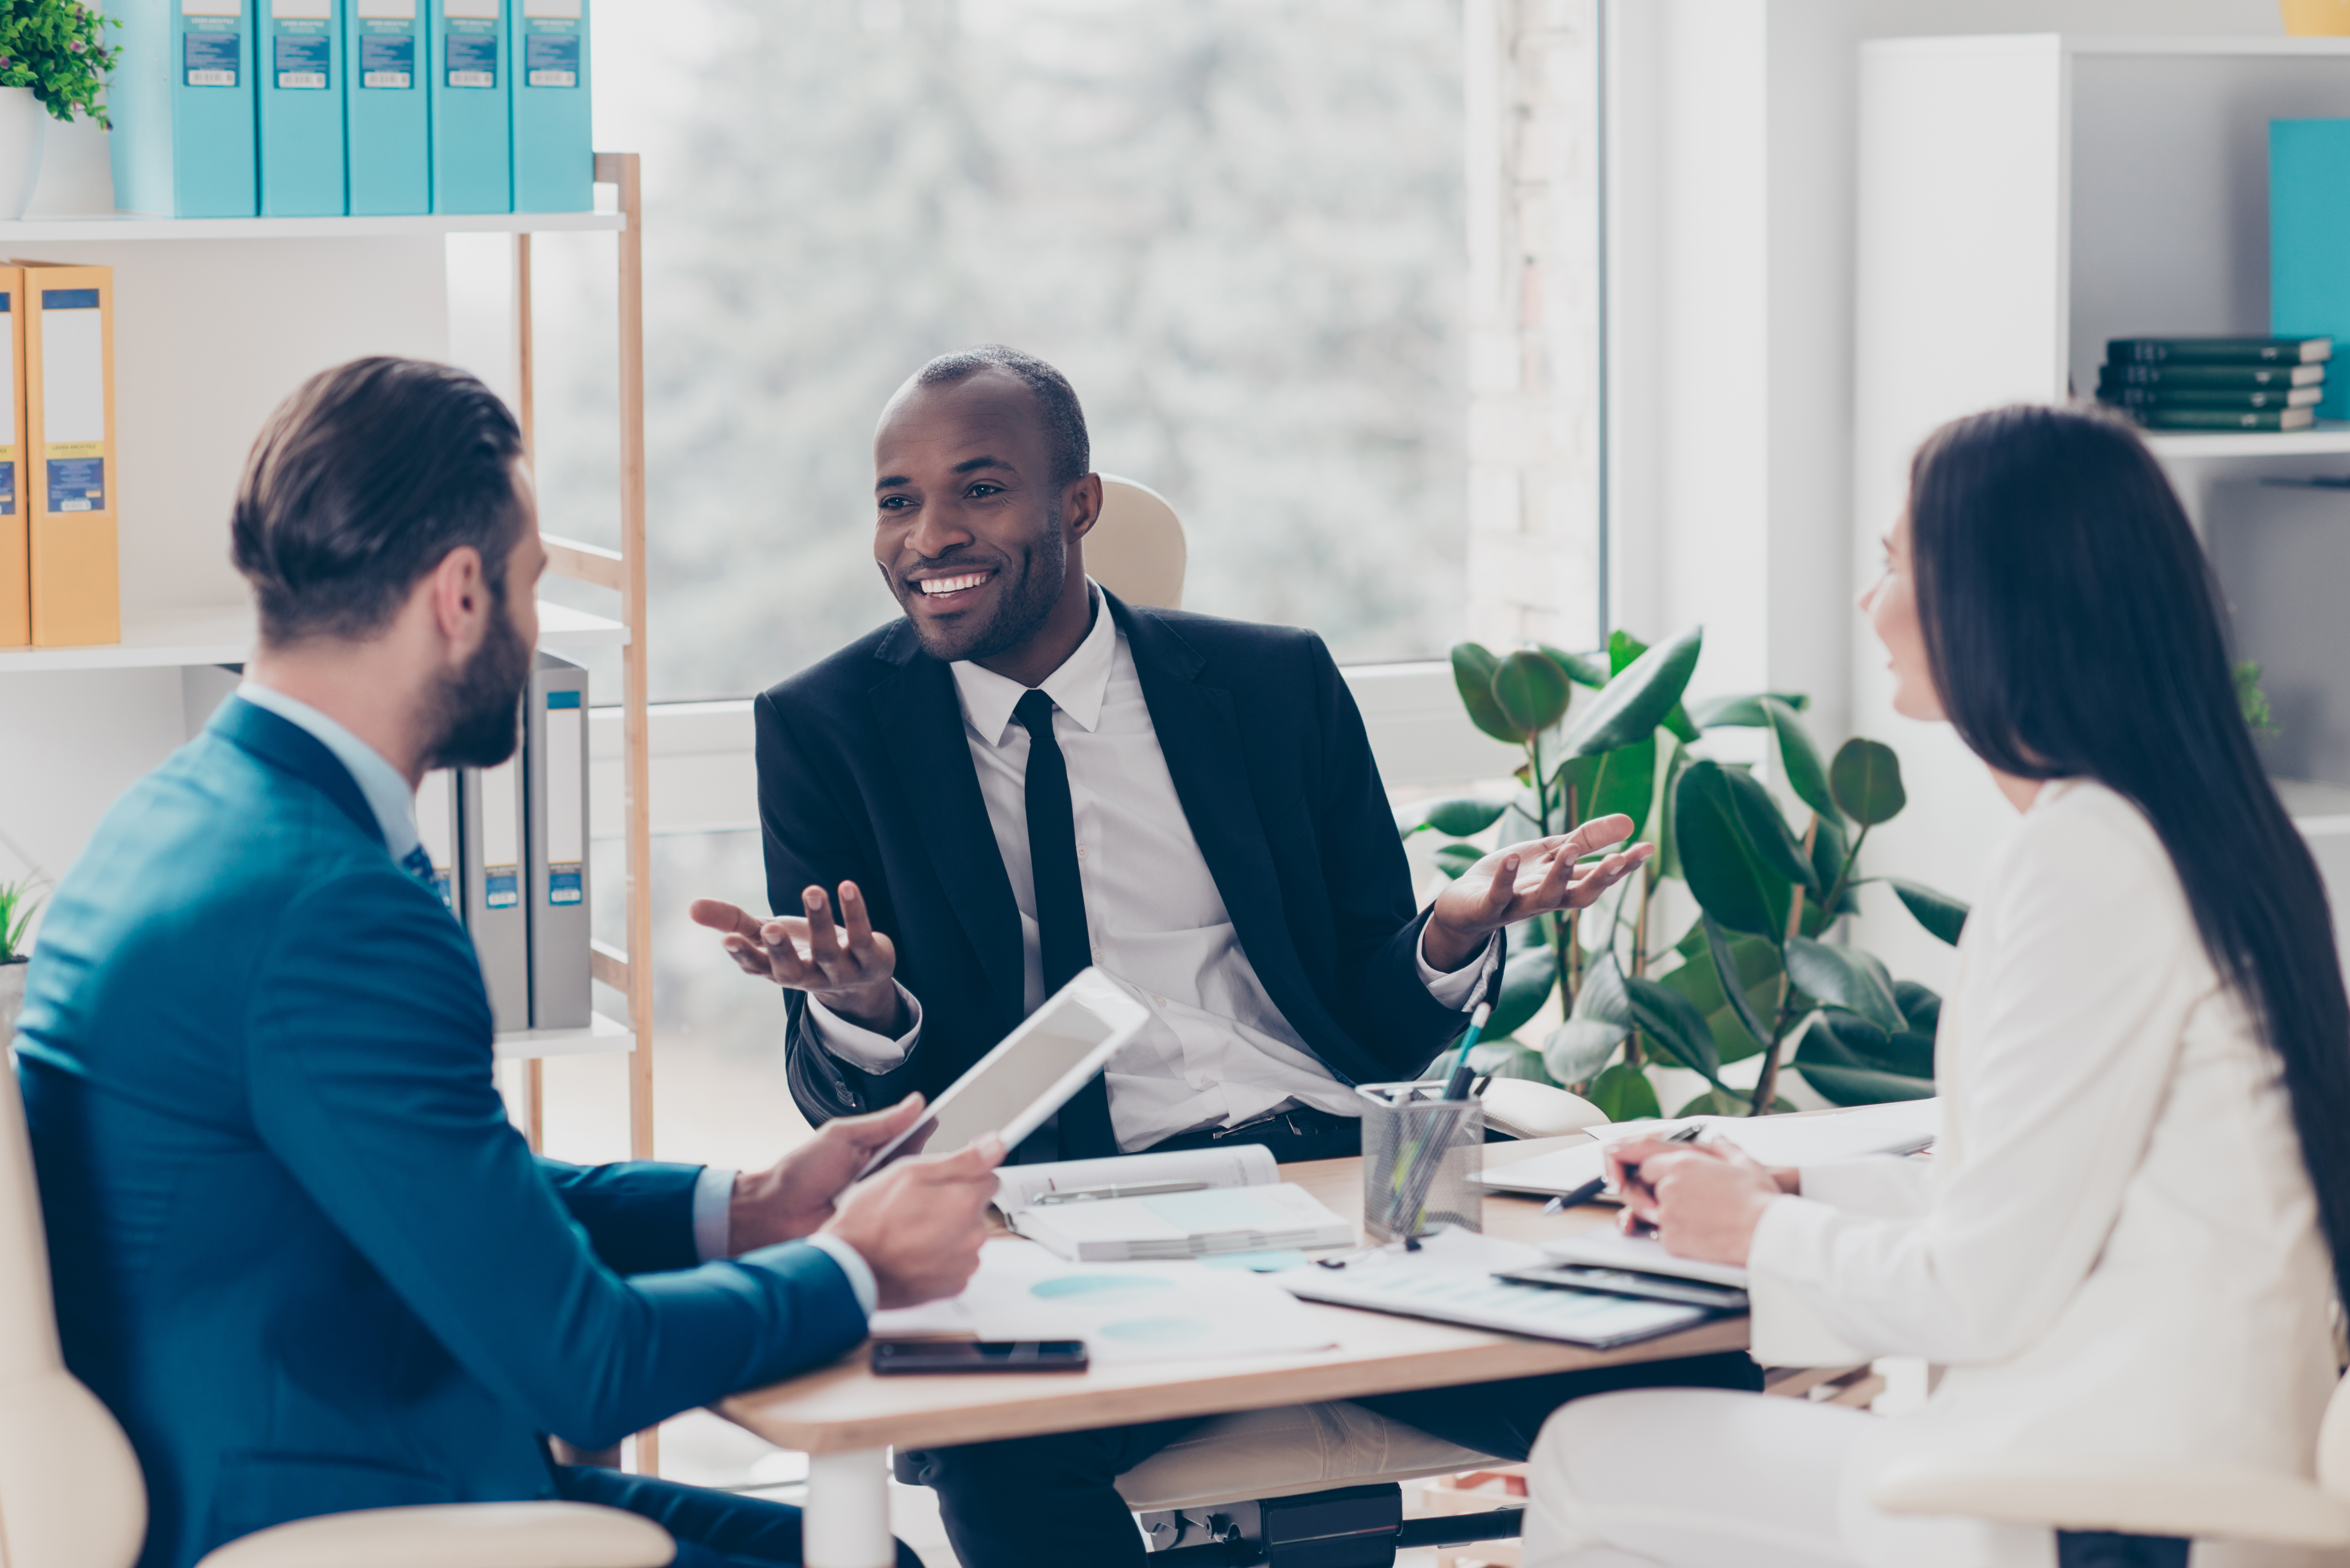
[{"left": 1357, "top": 1081, "right": 1484, "bottom": 1243}]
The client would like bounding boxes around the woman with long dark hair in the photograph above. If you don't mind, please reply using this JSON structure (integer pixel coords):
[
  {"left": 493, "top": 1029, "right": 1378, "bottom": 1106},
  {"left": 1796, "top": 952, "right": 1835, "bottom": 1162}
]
[{"left": 1519, "top": 403, "right": 2350, "bottom": 1568}]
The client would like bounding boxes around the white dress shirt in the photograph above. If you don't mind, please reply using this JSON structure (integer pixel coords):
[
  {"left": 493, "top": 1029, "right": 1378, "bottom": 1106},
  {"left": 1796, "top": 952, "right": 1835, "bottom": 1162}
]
[
  {"left": 230, "top": 684, "right": 883, "bottom": 1309},
  {"left": 810, "top": 585, "right": 1497, "bottom": 1153},
  {"left": 1743, "top": 779, "right": 2336, "bottom": 1565}
]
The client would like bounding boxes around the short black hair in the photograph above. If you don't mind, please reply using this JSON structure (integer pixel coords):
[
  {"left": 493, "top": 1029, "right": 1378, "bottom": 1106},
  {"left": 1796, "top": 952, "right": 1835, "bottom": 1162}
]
[
  {"left": 912, "top": 345, "right": 1090, "bottom": 487},
  {"left": 232, "top": 357, "right": 526, "bottom": 646}
]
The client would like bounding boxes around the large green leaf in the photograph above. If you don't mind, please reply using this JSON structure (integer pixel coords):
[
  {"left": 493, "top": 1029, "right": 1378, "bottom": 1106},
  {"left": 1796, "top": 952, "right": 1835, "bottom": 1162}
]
[
  {"left": 1809, "top": 816, "right": 1858, "bottom": 915},
  {"left": 1659, "top": 928, "right": 1782, "bottom": 1065},
  {"left": 1564, "top": 627, "right": 1704, "bottom": 761},
  {"left": 1653, "top": 744, "right": 1691, "bottom": 880},
  {"left": 1673, "top": 762, "right": 1792, "bottom": 938},
  {"left": 1433, "top": 843, "right": 1482, "bottom": 880},
  {"left": 1882, "top": 877, "right": 1970, "bottom": 946},
  {"left": 1782, "top": 936, "right": 1904, "bottom": 1033},
  {"left": 1493, "top": 649, "right": 1574, "bottom": 736},
  {"left": 1402, "top": 795, "right": 1509, "bottom": 841},
  {"left": 1543, "top": 1021, "right": 1627, "bottom": 1085},
  {"left": 1762, "top": 697, "right": 1839, "bottom": 826},
  {"left": 1624, "top": 974, "right": 1722, "bottom": 1082},
  {"left": 1574, "top": 951, "right": 1635, "bottom": 1026},
  {"left": 1555, "top": 738, "right": 1658, "bottom": 842},
  {"left": 1830, "top": 737, "right": 1907, "bottom": 826},
  {"left": 1484, "top": 945, "right": 1561, "bottom": 1039},
  {"left": 1794, "top": 1062, "right": 1937, "bottom": 1103},
  {"left": 1585, "top": 1059, "right": 1662, "bottom": 1121},
  {"left": 1721, "top": 765, "right": 1821, "bottom": 895},
  {"left": 1792, "top": 1007, "right": 1936, "bottom": 1104},
  {"left": 1452, "top": 643, "right": 1522, "bottom": 743},
  {"left": 1701, "top": 914, "right": 1770, "bottom": 1053},
  {"left": 1677, "top": 1086, "right": 1796, "bottom": 1116},
  {"left": 1467, "top": 1038, "right": 1552, "bottom": 1083},
  {"left": 1608, "top": 630, "right": 1702, "bottom": 742},
  {"left": 1541, "top": 644, "right": 1611, "bottom": 689},
  {"left": 1688, "top": 691, "right": 1813, "bottom": 728}
]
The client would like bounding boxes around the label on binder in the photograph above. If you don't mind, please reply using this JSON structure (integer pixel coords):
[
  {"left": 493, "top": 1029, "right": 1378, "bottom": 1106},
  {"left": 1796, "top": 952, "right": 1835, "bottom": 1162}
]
[
  {"left": 485, "top": 866, "right": 519, "bottom": 907},
  {"left": 0, "top": 464, "right": 16, "bottom": 518},
  {"left": 523, "top": 25, "right": 576, "bottom": 86},
  {"left": 360, "top": 23, "right": 414, "bottom": 86},
  {"left": 184, "top": 27, "right": 240, "bottom": 86},
  {"left": 45, "top": 457, "right": 101, "bottom": 512},
  {"left": 545, "top": 689, "right": 583, "bottom": 903},
  {"left": 445, "top": 20, "right": 496, "bottom": 87},
  {"left": 274, "top": 32, "right": 329, "bottom": 86}
]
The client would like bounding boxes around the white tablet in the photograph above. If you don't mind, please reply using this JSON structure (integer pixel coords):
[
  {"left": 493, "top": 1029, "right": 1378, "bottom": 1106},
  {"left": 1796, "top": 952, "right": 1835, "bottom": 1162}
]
[{"left": 857, "top": 969, "right": 1151, "bottom": 1177}]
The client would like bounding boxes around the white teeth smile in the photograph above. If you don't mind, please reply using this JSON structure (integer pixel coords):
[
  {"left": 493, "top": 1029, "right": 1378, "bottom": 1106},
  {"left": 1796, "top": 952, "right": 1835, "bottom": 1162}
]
[{"left": 918, "top": 572, "right": 992, "bottom": 596}]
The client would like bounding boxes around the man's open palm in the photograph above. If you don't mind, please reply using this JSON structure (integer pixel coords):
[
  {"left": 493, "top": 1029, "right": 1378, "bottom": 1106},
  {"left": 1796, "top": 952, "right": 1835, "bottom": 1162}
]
[{"left": 1424, "top": 814, "right": 1656, "bottom": 970}]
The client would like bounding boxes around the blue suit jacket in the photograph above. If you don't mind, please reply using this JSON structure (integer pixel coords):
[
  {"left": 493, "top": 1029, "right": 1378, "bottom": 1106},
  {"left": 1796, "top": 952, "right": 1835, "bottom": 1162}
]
[{"left": 15, "top": 697, "right": 865, "bottom": 1568}]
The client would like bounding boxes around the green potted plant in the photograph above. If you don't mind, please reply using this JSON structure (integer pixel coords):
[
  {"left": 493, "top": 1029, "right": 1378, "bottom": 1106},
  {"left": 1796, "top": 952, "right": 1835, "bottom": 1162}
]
[
  {"left": 0, "top": 0, "right": 119, "bottom": 217},
  {"left": 0, "top": 871, "right": 44, "bottom": 1039},
  {"left": 1400, "top": 628, "right": 1968, "bottom": 1119}
]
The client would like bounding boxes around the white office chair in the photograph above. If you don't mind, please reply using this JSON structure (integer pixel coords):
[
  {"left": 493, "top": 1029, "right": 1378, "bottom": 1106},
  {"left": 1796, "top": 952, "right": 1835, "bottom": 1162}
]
[
  {"left": 0, "top": 1062, "right": 675, "bottom": 1568},
  {"left": 1088, "top": 475, "right": 1188, "bottom": 610},
  {"left": 1869, "top": 1375, "right": 2350, "bottom": 1549}
]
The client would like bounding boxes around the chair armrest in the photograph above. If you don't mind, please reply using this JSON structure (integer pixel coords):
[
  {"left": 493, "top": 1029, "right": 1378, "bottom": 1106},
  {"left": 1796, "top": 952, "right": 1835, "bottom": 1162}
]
[
  {"left": 195, "top": 1502, "right": 674, "bottom": 1568},
  {"left": 1869, "top": 1456, "right": 2350, "bottom": 1548}
]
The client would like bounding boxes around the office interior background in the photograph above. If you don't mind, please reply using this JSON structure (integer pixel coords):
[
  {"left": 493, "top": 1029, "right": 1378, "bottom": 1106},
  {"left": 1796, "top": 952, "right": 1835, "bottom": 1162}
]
[{"left": 0, "top": 0, "right": 2333, "bottom": 1538}]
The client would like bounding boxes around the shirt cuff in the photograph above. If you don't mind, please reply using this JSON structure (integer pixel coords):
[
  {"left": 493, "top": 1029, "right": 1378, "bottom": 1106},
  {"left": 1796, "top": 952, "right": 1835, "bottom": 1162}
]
[
  {"left": 692, "top": 1166, "right": 737, "bottom": 1262},
  {"left": 806, "top": 983, "right": 924, "bottom": 1074},
  {"left": 1416, "top": 923, "right": 1503, "bottom": 1010},
  {"left": 803, "top": 1231, "right": 879, "bottom": 1317}
]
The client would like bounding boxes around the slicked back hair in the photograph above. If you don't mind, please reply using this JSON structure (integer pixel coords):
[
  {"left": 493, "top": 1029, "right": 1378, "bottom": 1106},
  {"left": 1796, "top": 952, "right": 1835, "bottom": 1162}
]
[
  {"left": 232, "top": 357, "right": 526, "bottom": 646},
  {"left": 912, "top": 345, "right": 1090, "bottom": 487}
]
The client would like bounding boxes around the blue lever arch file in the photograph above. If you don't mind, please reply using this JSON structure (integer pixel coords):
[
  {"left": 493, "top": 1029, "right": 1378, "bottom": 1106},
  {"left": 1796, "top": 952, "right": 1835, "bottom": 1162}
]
[
  {"left": 429, "top": 0, "right": 508, "bottom": 212},
  {"left": 346, "top": 0, "right": 428, "bottom": 213},
  {"left": 107, "top": 0, "right": 259, "bottom": 217},
  {"left": 510, "top": 0, "right": 588, "bottom": 212},
  {"left": 258, "top": 0, "right": 344, "bottom": 215},
  {"left": 2272, "top": 119, "right": 2350, "bottom": 424}
]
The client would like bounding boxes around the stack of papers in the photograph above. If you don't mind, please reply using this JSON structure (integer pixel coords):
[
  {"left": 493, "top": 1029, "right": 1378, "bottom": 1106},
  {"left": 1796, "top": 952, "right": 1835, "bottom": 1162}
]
[
  {"left": 1275, "top": 1229, "right": 1715, "bottom": 1350},
  {"left": 1474, "top": 1098, "right": 1941, "bottom": 1199},
  {"left": 1012, "top": 1184, "right": 1355, "bottom": 1262},
  {"left": 1536, "top": 1227, "right": 1750, "bottom": 1288},
  {"left": 869, "top": 1240, "right": 1338, "bottom": 1365}
]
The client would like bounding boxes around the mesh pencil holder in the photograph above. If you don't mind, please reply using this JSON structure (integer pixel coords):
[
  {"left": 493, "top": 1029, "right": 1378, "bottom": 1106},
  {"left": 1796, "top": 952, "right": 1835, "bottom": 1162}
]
[{"left": 1357, "top": 1081, "right": 1484, "bottom": 1243}]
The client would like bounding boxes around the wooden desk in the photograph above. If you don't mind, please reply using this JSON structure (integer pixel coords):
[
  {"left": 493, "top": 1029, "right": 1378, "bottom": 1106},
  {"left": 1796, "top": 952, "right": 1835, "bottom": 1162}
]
[{"left": 720, "top": 1138, "right": 1750, "bottom": 1567}]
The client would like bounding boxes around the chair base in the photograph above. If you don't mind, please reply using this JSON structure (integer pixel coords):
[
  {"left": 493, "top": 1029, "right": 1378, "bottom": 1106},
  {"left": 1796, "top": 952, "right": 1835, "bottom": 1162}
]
[{"left": 1141, "top": 1482, "right": 1522, "bottom": 1566}]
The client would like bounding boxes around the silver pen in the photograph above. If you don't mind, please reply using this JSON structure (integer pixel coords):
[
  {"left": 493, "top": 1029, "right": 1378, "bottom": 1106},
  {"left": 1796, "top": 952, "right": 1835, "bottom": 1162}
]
[{"left": 1031, "top": 1180, "right": 1209, "bottom": 1206}]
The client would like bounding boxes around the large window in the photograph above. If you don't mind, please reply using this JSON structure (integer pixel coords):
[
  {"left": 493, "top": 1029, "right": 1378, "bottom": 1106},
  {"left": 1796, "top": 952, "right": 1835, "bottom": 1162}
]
[{"left": 525, "top": 0, "right": 1467, "bottom": 702}]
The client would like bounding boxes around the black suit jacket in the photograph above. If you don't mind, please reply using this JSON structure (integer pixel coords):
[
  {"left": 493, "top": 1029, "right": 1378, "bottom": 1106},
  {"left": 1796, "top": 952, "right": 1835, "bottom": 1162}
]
[{"left": 754, "top": 590, "right": 1482, "bottom": 1158}]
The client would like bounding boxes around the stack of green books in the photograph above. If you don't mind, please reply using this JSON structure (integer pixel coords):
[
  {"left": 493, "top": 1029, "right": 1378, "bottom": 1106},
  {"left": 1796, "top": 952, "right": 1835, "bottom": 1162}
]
[{"left": 2096, "top": 336, "right": 2331, "bottom": 431}]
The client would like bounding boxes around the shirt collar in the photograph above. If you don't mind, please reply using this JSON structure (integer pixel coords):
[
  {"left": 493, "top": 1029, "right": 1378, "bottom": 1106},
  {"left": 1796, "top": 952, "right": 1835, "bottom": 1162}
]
[
  {"left": 235, "top": 681, "right": 422, "bottom": 862},
  {"left": 951, "top": 580, "right": 1119, "bottom": 746}
]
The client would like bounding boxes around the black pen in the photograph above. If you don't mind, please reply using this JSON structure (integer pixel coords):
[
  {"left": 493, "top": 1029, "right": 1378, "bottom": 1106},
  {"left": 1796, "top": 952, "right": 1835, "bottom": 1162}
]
[{"left": 1541, "top": 1123, "right": 1705, "bottom": 1215}]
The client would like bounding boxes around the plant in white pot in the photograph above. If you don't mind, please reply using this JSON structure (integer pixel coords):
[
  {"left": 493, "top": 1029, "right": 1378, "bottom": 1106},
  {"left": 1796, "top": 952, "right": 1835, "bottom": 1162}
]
[
  {"left": 0, "top": 872, "right": 43, "bottom": 1041},
  {"left": 0, "top": 0, "right": 118, "bottom": 219}
]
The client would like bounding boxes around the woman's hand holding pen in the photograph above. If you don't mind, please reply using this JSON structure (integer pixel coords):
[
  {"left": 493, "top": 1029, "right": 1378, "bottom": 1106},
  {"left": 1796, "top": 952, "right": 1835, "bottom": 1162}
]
[{"left": 1605, "top": 1135, "right": 1799, "bottom": 1268}]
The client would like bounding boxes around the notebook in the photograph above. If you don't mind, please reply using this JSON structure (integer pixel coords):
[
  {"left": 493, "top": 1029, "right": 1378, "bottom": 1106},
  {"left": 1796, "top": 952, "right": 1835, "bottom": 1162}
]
[
  {"left": 1275, "top": 1229, "right": 1716, "bottom": 1350},
  {"left": 1010, "top": 1177, "right": 1354, "bottom": 1263}
]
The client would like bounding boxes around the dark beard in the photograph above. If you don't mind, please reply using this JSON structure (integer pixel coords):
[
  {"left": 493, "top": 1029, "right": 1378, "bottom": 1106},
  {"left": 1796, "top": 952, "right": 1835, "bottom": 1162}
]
[
  {"left": 423, "top": 595, "right": 534, "bottom": 770},
  {"left": 905, "top": 523, "right": 1067, "bottom": 664}
]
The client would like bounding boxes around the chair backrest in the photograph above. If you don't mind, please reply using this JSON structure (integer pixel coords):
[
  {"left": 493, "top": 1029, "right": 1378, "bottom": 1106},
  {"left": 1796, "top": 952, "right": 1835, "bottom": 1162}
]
[
  {"left": 0, "top": 1062, "right": 148, "bottom": 1568},
  {"left": 1087, "top": 475, "right": 1187, "bottom": 610}
]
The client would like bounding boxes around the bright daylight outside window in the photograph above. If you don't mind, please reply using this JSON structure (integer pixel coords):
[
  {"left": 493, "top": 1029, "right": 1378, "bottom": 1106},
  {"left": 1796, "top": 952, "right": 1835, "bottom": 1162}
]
[{"left": 493, "top": 0, "right": 1471, "bottom": 1495}]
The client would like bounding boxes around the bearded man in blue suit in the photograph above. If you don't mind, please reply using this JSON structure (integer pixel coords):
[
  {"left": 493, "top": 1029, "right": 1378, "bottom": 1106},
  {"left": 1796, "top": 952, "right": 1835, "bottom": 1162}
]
[{"left": 12, "top": 358, "right": 1002, "bottom": 1568}]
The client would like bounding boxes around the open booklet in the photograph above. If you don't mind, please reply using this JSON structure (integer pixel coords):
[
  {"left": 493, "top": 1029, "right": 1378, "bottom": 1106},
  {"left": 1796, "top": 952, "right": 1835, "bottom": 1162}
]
[{"left": 996, "top": 1146, "right": 1356, "bottom": 1262}]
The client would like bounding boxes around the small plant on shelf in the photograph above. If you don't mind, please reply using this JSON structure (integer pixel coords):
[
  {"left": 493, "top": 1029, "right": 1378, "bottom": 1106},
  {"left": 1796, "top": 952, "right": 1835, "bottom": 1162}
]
[
  {"left": 0, "top": 0, "right": 119, "bottom": 126},
  {"left": 1399, "top": 629, "right": 1967, "bottom": 1118},
  {"left": 0, "top": 871, "right": 43, "bottom": 965}
]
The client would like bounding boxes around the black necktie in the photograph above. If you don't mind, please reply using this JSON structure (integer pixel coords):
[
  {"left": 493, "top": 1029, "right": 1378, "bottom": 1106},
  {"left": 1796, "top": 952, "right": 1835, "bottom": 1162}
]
[{"left": 1012, "top": 688, "right": 1115, "bottom": 1157}]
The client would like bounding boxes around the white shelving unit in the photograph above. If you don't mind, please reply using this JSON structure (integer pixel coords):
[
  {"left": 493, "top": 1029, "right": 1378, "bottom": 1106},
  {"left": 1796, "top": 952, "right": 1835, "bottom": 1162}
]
[
  {"left": 1852, "top": 34, "right": 2350, "bottom": 985},
  {"left": 0, "top": 164, "right": 658, "bottom": 1144}
]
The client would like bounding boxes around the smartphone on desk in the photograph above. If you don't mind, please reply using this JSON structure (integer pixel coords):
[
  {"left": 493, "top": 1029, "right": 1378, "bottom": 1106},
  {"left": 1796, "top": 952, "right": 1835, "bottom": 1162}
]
[{"left": 870, "top": 1340, "right": 1090, "bottom": 1375}]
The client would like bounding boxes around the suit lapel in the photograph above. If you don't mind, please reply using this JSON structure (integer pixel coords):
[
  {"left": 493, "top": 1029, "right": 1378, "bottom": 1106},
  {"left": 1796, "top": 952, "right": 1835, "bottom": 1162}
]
[
  {"left": 211, "top": 695, "right": 384, "bottom": 848},
  {"left": 868, "top": 624, "right": 1025, "bottom": 1030}
]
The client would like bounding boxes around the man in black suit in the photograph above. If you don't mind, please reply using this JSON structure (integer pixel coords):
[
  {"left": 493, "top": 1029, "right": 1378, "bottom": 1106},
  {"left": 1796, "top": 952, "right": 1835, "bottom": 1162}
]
[{"left": 692, "top": 346, "right": 1759, "bottom": 1567}]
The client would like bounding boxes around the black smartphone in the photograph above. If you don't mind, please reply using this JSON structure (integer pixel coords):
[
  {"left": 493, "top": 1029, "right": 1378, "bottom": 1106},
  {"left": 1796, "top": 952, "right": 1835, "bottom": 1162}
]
[{"left": 870, "top": 1340, "right": 1090, "bottom": 1375}]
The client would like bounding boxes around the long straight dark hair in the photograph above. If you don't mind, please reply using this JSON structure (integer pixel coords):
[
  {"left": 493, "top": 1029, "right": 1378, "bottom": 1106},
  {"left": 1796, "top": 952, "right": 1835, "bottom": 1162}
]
[{"left": 1909, "top": 403, "right": 2350, "bottom": 1302}]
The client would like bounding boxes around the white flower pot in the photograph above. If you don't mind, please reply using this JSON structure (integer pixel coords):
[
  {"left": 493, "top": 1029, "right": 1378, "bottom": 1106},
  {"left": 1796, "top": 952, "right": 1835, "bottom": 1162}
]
[
  {"left": 0, "top": 88, "right": 47, "bottom": 221},
  {"left": 0, "top": 959, "right": 25, "bottom": 1043}
]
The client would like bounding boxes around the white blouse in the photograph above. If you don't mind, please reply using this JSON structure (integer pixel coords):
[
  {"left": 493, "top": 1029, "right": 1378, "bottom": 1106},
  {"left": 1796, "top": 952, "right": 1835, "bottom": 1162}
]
[{"left": 1746, "top": 778, "right": 2339, "bottom": 1559}]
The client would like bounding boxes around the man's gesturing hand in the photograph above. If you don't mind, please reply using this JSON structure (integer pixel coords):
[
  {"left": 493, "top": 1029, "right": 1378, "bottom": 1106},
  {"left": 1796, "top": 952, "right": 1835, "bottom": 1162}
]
[
  {"left": 726, "top": 1094, "right": 931, "bottom": 1254},
  {"left": 689, "top": 882, "right": 903, "bottom": 1034},
  {"left": 1423, "top": 813, "right": 1658, "bottom": 971},
  {"left": 823, "top": 1136, "right": 1006, "bottom": 1310}
]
